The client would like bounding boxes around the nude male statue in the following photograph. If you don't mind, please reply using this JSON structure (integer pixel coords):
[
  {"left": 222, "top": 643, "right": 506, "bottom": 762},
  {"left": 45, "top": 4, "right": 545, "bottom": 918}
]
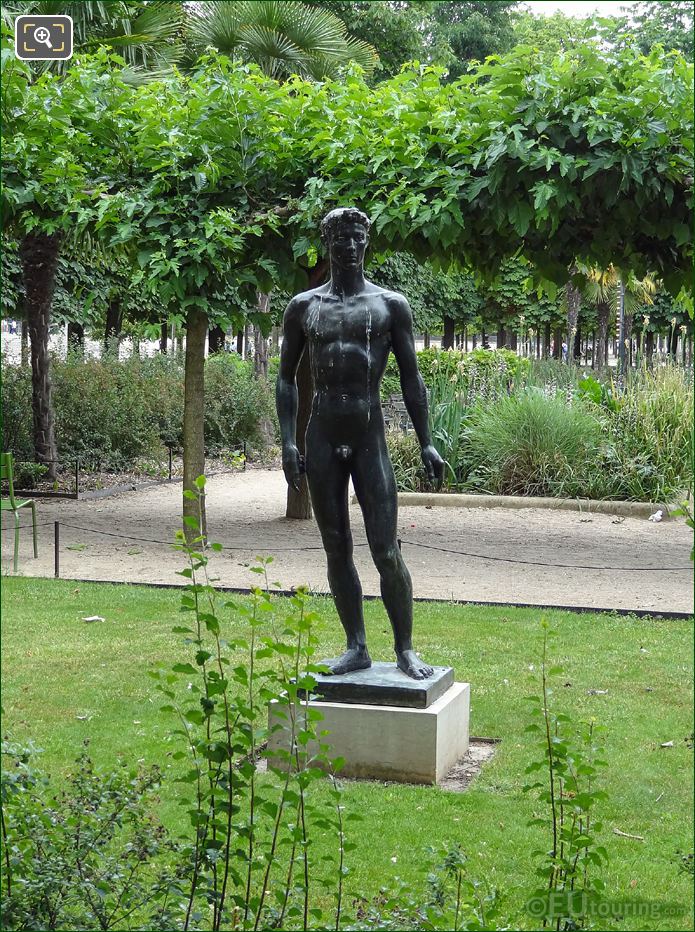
[{"left": 276, "top": 207, "right": 445, "bottom": 680}]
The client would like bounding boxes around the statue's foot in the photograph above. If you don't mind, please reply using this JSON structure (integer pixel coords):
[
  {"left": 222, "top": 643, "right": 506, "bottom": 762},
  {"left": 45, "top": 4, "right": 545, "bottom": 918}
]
[
  {"left": 396, "top": 650, "right": 434, "bottom": 680},
  {"left": 328, "top": 647, "right": 372, "bottom": 675}
]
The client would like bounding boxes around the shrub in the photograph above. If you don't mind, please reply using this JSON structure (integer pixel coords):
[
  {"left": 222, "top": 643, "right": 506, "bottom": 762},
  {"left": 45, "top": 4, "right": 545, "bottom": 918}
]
[
  {"left": 1, "top": 352, "right": 278, "bottom": 471},
  {"left": 386, "top": 430, "right": 426, "bottom": 492},
  {"left": 1, "top": 360, "right": 32, "bottom": 462},
  {"left": 460, "top": 389, "right": 602, "bottom": 497},
  {"left": 1, "top": 738, "right": 182, "bottom": 931},
  {"left": 203, "top": 353, "right": 277, "bottom": 452}
]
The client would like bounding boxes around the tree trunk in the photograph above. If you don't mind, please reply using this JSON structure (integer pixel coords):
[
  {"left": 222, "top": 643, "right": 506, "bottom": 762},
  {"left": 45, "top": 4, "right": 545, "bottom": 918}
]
[
  {"left": 253, "top": 293, "right": 270, "bottom": 379},
  {"left": 496, "top": 327, "right": 506, "bottom": 349},
  {"left": 208, "top": 324, "right": 225, "bottom": 355},
  {"left": 160, "top": 322, "right": 168, "bottom": 354},
  {"left": 669, "top": 325, "right": 678, "bottom": 359},
  {"left": 236, "top": 329, "right": 243, "bottom": 355},
  {"left": 243, "top": 322, "right": 251, "bottom": 358},
  {"left": 507, "top": 329, "right": 517, "bottom": 352},
  {"left": 463, "top": 327, "right": 467, "bottom": 351},
  {"left": 472, "top": 333, "right": 477, "bottom": 349},
  {"left": 481, "top": 327, "right": 488, "bottom": 349},
  {"left": 552, "top": 327, "right": 562, "bottom": 359},
  {"left": 590, "top": 330, "right": 596, "bottom": 368},
  {"left": 271, "top": 324, "right": 280, "bottom": 355},
  {"left": 573, "top": 325, "right": 581, "bottom": 362},
  {"left": 104, "top": 298, "right": 122, "bottom": 356},
  {"left": 285, "top": 260, "right": 328, "bottom": 520},
  {"left": 20, "top": 316, "right": 29, "bottom": 367},
  {"left": 624, "top": 311, "right": 634, "bottom": 368},
  {"left": 565, "top": 277, "right": 581, "bottom": 365},
  {"left": 423, "top": 330, "right": 430, "bottom": 349},
  {"left": 536, "top": 331, "right": 541, "bottom": 358},
  {"left": 67, "top": 321, "right": 84, "bottom": 355},
  {"left": 20, "top": 232, "right": 59, "bottom": 480},
  {"left": 183, "top": 308, "right": 208, "bottom": 542},
  {"left": 542, "top": 322, "right": 551, "bottom": 359},
  {"left": 253, "top": 324, "right": 268, "bottom": 379},
  {"left": 645, "top": 330, "right": 654, "bottom": 366},
  {"left": 442, "top": 315, "right": 455, "bottom": 350},
  {"left": 594, "top": 300, "right": 610, "bottom": 373}
]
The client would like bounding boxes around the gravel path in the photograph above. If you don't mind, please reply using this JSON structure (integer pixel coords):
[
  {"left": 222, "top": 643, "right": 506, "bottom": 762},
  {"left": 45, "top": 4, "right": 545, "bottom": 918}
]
[{"left": 2, "top": 469, "right": 692, "bottom": 613}]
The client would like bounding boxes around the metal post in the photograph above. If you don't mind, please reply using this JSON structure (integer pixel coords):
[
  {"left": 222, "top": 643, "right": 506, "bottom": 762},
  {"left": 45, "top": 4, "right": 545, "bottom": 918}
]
[
  {"left": 75, "top": 457, "right": 79, "bottom": 497},
  {"left": 54, "top": 521, "right": 60, "bottom": 578},
  {"left": 397, "top": 538, "right": 402, "bottom": 552},
  {"left": 168, "top": 444, "right": 173, "bottom": 481}
]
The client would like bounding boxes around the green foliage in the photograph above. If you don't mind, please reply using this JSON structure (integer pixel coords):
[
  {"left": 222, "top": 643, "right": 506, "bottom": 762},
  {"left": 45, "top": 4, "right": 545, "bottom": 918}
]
[
  {"left": 185, "top": 0, "right": 378, "bottom": 80},
  {"left": 576, "top": 375, "right": 618, "bottom": 413},
  {"left": 1, "top": 738, "right": 181, "bottom": 931},
  {"left": 627, "top": 0, "right": 694, "bottom": 60},
  {"left": 382, "top": 347, "right": 529, "bottom": 401},
  {"left": 396, "top": 360, "right": 693, "bottom": 502},
  {"left": 202, "top": 353, "right": 277, "bottom": 452},
  {"left": 306, "top": 0, "right": 439, "bottom": 79},
  {"left": 294, "top": 43, "right": 693, "bottom": 291},
  {"left": 385, "top": 430, "right": 425, "bottom": 492},
  {"left": 523, "top": 624, "right": 609, "bottom": 929},
  {"left": 461, "top": 388, "right": 603, "bottom": 497},
  {"left": 1, "top": 354, "right": 276, "bottom": 469},
  {"left": 369, "top": 253, "right": 482, "bottom": 334},
  {"left": 153, "top": 490, "right": 349, "bottom": 930},
  {"left": 601, "top": 365, "right": 694, "bottom": 502},
  {"left": 434, "top": 0, "right": 518, "bottom": 80},
  {"left": 0, "top": 0, "right": 184, "bottom": 79}
]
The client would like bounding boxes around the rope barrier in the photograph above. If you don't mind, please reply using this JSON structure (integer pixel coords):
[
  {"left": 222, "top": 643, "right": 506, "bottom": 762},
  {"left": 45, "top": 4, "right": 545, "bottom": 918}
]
[{"left": 2, "top": 519, "right": 688, "bottom": 574}]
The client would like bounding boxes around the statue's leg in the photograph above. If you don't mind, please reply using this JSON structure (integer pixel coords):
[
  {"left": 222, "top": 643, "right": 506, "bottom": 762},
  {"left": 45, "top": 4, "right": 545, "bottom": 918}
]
[
  {"left": 351, "top": 428, "right": 433, "bottom": 680},
  {"left": 305, "top": 426, "right": 371, "bottom": 675}
]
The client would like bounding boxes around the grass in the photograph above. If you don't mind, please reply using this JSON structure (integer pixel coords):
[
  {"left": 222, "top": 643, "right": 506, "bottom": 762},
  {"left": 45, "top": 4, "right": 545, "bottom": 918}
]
[{"left": 1, "top": 576, "right": 693, "bottom": 930}]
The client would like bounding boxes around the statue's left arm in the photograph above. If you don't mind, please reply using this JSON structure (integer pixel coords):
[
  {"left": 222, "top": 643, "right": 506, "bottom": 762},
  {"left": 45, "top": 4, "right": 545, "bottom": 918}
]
[{"left": 390, "top": 296, "right": 445, "bottom": 487}]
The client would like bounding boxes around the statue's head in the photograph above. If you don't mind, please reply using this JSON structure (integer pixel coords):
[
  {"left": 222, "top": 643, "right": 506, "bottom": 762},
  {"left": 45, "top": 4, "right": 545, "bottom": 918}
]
[{"left": 320, "top": 207, "right": 371, "bottom": 271}]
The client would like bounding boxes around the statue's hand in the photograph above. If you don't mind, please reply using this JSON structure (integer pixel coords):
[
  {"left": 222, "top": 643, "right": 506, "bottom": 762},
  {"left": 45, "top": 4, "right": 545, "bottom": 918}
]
[
  {"left": 421, "top": 444, "right": 445, "bottom": 490},
  {"left": 282, "top": 443, "right": 305, "bottom": 492}
]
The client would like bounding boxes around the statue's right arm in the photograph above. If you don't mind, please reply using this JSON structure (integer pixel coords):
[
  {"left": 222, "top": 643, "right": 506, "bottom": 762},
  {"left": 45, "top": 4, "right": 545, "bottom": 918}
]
[{"left": 276, "top": 298, "right": 306, "bottom": 490}]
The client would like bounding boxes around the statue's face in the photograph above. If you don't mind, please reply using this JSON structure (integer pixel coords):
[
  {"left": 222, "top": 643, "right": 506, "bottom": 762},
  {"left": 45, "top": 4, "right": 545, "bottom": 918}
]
[{"left": 328, "top": 221, "right": 369, "bottom": 270}]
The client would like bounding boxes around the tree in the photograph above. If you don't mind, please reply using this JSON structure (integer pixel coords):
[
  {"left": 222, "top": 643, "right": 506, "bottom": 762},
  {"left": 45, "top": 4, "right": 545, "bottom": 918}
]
[
  {"left": 0, "top": 2, "right": 184, "bottom": 476},
  {"left": 511, "top": 9, "right": 612, "bottom": 56},
  {"left": 0, "top": 1, "right": 184, "bottom": 78},
  {"left": 1, "top": 47, "right": 126, "bottom": 478},
  {"left": 579, "top": 265, "right": 656, "bottom": 371},
  {"left": 306, "top": 1, "right": 442, "bottom": 78},
  {"left": 433, "top": 0, "right": 519, "bottom": 79},
  {"left": 185, "top": 0, "right": 378, "bottom": 80},
  {"left": 624, "top": 1, "right": 694, "bottom": 61}
]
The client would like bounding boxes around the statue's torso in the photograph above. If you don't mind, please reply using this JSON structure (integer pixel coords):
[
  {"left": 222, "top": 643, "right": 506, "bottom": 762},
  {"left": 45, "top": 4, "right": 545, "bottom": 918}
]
[{"left": 298, "top": 284, "right": 396, "bottom": 442}]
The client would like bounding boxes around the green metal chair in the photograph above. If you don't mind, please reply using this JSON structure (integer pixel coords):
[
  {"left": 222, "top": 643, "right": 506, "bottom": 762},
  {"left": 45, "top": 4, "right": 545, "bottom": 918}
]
[{"left": 1, "top": 453, "right": 38, "bottom": 573}]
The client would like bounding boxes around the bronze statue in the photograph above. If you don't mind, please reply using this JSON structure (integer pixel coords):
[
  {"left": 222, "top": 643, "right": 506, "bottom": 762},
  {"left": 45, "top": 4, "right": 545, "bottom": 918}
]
[{"left": 276, "top": 207, "right": 444, "bottom": 679}]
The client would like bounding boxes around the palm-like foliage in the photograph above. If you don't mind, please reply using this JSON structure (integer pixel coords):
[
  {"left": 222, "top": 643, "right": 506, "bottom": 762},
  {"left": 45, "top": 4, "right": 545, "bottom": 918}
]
[
  {"left": 185, "top": 0, "right": 378, "bottom": 80},
  {"left": 579, "top": 264, "right": 657, "bottom": 368},
  {"left": 581, "top": 264, "right": 657, "bottom": 317},
  {"left": 1, "top": 1, "right": 184, "bottom": 79}
]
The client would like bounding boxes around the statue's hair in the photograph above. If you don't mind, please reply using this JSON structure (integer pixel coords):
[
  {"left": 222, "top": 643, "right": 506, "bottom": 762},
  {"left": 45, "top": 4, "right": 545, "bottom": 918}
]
[{"left": 320, "top": 207, "right": 371, "bottom": 245}]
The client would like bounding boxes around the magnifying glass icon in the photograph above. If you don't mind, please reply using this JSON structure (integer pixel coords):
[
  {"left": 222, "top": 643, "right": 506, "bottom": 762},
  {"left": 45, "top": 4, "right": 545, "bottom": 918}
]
[{"left": 34, "top": 25, "right": 53, "bottom": 49}]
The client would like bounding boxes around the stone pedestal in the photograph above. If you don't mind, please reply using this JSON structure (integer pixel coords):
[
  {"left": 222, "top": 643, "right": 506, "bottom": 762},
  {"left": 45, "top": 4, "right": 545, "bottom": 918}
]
[{"left": 268, "top": 663, "right": 470, "bottom": 785}]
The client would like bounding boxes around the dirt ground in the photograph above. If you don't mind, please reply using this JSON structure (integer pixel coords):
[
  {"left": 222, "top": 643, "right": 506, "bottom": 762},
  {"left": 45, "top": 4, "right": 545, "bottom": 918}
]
[{"left": 2, "top": 469, "right": 692, "bottom": 613}]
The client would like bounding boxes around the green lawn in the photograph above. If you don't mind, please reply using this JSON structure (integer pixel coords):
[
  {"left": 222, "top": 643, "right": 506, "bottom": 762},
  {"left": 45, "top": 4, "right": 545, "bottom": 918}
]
[{"left": 1, "top": 576, "right": 693, "bottom": 930}]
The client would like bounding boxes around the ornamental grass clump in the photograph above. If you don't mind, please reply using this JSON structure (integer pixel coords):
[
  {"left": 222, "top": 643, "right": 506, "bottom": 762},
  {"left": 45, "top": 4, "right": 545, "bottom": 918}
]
[
  {"left": 460, "top": 389, "right": 602, "bottom": 497},
  {"left": 608, "top": 365, "right": 693, "bottom": 502}
]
